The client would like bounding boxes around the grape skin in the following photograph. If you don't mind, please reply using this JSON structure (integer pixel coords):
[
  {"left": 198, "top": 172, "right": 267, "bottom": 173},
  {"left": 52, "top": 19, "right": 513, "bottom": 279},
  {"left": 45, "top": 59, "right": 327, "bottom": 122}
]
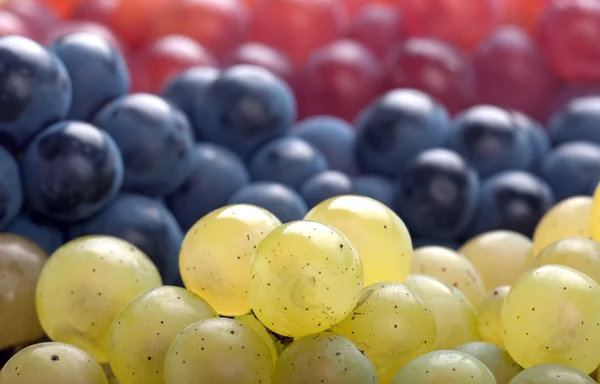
[
  {"left": 272, "top": 333, "right": 378, "bottom": 384},
  {"left": 0, "top": 342, "right": 108, "bottom": 384},
  {"left": 107, "top": 286, "right": 217, "bottom": 384},
  {"left": 179, "top": 204, "right": 281, "bottom": 316},
  {"left": 163, "top": 318, "right": 273, "bottom": 384},
  {"left": 454, "top": 341, "right": 522, "bottom": 384},
  {"left": 509, "top": 363, "right": 596, "bottom": 384},
  {"left": 477, "top": 286, "right": 510, "bottom": 349},
  {"left": 534, "top": 238, "right": 600, "bottom": 284},
  {"left": 235, "top": 313, "right": 280, "bottom": 362},
  {"left": 250, "top": 220, "right": 364, "bottom": 338},
  {"left": 35, "top": 236, "right": 163, "bottom": 362}
]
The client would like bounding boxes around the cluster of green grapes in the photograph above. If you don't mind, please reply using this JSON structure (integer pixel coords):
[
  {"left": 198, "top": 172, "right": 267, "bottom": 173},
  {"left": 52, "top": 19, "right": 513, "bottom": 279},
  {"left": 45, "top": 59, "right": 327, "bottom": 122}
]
[{"left": 5, "top": 190, "right": 600, "bottom": 384}]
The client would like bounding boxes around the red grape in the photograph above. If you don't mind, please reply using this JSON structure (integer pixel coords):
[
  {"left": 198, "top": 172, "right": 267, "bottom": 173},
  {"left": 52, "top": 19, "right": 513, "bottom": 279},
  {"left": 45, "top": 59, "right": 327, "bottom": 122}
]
[
  {"left": 341, "top": 0, "right": 369, "bottom": 19},
  {"left": 129, "top": 34, "right": 217, "bottom": 94},
  {"left": 112, "top": 0, "right": 170, "bottom": 50},
  {"left": 347, "top": 3, "right": 405, "bottom": 62},
  {"left": 72, "top": 0, "right": 119, "bottom": 27},
  {"left": 474, "top": 26, "right": 557, "bottom": 120},
  {"left": 385, "top": 37, "right": 474, "bottom": 114},
  {"left": 227, "top": 42, "right": 295, "bottom": 84},
  {"left": 537, "top": 0, "right": 600, "bottom": 82},
  {"left": 6, "top": 0, "right": 58, "bottom": 41},
  {"left": 44, "top": 20, "right": 121, "bottom": 49},
  {"left": 251, "top": 0, "right": 348, "bottom": 66},
  {"left": 0, "top": 9, "right": 33, "bottom": 39},
  {"left": 298, "top": 39, "right": 381, "bottom": 122},
  {"left": 498, "top": 0, "right": 548, "bottom": 32},
  {"left": 37, "top": 0, "right": 84, "bottom": 18},
  {"left": 546, "top": 83, "right": 600, "bottom": 120}
]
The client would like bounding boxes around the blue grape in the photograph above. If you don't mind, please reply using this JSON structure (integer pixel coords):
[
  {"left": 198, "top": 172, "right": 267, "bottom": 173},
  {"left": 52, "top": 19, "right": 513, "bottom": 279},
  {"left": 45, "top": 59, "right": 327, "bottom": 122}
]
[
  {"left": 0, "top": 35, "right": 71, "bottom": 152},
  {"left": 94, "top": 93, "right": 195, "bottom": 196},
  {"left": 300, "top": 170, "right": 353, "bottom": 208},
  {"left": 539, "top": 141, "right": 600, "bottom": 201},
  {"left": 191, "top": 65, "right": 296, "bottom": 158},
  {"left": 355, "top": 88, "right": 450, "bottom": 177},
  {"left": 166, "top": 143, "right": 249, "bottom": 231},
  {"left": 48, "top": 32, "right": 130, "bottom": 121},
  {"left": 228, "top": 182, "right": 307, "bottom": 223},
  {"left": 161, "top": 66, "right": 220, "bottom": 121},
  {"left": 512, "top": 111, "right": 550, "bottom": 168},
  {"left": 447, "top": 105, "right": 533, "bottom": 178},
  {"left": 249, "top": 136, "right": 328, "bottom": 189},
  {"left": 549, "top": 96, "right": 600, "bottom": 146},
  {"left": 351, "top": 174, "right": 394, "bottom": 207},
  {"left": 394, "top": 148, "right": 480, "bottom": 239},
  {"left": 21, "top": 121, "right": 123, "bottom": 221},
  {"left": 413, "top": 238, "right": 461, "bottom": 250},
  {"left": 68, "top": 193, "right": 183, "bottom": 285},
  {"left": 468, "top": 170, "right": 554, "bottom": 237},
  {"left": 0, "top": 145, "right": 22, "bottom": 230},
  {"left": 5, "top": 211, "right": 64, "bottom": 254},
  {"left": 292, "top": 115, "right": 358, "bottom": 175}
]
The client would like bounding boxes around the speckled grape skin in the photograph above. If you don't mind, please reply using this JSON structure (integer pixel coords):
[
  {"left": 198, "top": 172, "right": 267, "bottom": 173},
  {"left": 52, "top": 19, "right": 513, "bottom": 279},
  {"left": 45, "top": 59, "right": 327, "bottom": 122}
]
[
  {"left": 235, "top": 314, "right": 280, "bottom": 363},
  {"left": 501, "top": 265, "right": 600, "bottom": 373},
  {"left": 272, "top": 333, "right": 378, "bottom": 384},
  {"left": 591, "top": 183, "right": 600, "bottom": 242},
  {"left": 107, "top": 286, "right": 217, "bottom": 384},
  {"left": 454, "top": 342, "right": 522, "bottom": 384},
  {"left": 534, "top": 238, "right": 600, "bottom": 285},
  {"left": 477, "top": 286, "right": 510, "bottom": 349},
  {"left": 509, "top": 363, "right": 595, "bottom": 384},
  {"left": 35, "top": 236, "right": 163, "bottom": 362},
  {"left": 331, "top": 282, "right": 436, "bottom": 384},
  {"left": 163, "top": 318, "right": 273, "bottom": 384},
  {"left": 250, "top": 221, "right": 364, "bottom": 338}
]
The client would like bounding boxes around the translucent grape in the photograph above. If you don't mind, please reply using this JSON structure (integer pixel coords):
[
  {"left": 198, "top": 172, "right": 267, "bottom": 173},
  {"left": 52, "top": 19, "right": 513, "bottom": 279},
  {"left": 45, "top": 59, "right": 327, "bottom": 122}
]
[
  {"left": 509, "top": 363, "right": 596, "bottom": 384},
  {"left": 0, "top": 234, "right": 47, "bottom": 350},
  {"left": 412, "top": 246, "right": 485, "bottom": 306},
  {"left": 532, "top": 196, "right": 593, "bottom": 256},
  {"left": 180, "top": 204, "right": 281, "bottom": 316},
  {"left": 477, "top": 286, "right": 510, "bottom": 349},
  {"left": 36, "top": 236, "right": 163, "bottom": 362},
  {"left": 454, "top": 342, "right": 522, "bottom": 384},
  {"left": 250, "top": 221, "right": 363, "bottom": 337},
  {"left": 331, "top": 282, "right": 436, "bottom": 383},
  {"left": 273, "top": 333, "right": 378, "bottom": 384},
  {"left": 304, "top": 195, "right": 413, "bottom": 286},
  {"left": 235, "top": 313, "right": 280, "bottom": 362},
  {"left": 534, "top": 238, "right": 600, "bottom": 284},
  {"left": 163, "top": 318, "right": 273, "bottom": 384},
  {"left": 459, "top": 231, "right": 533, "bottom": 290},
  {"left": 0, "top": 342, "right": 107, "bottom": 384},
  {"left": 390, "top": 350, "right": 497, "bottom": 384},
  {"left": 591, "top": 183, "right": 600, "bottom": 241},
  {"left": 501, "top": 265, "right": 600, "bottom": 373},
  {"left": 107, "top": 286, "right": 217, "bottom": 383},
  {"left": 405, "top": 274, "right": 479, "bottom": 349}
]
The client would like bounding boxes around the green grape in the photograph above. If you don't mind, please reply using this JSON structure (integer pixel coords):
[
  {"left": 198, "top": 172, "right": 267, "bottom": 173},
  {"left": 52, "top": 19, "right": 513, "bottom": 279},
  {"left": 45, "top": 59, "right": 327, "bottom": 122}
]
[
  {"left": 477, "top": 286, "right": 510, "bottom": 349},
  {"left": 0, "top": 234, "right": 47, "bottom": 350},
  {"left": 250, "top": 221, "right": 364, "bottom": 338},
  {"left": 107, "top": 286, "right": 217, "bottom": 384},
  {"left": 412, "top": 246, "right": 486, "bottom": 306},
  {"left": 0, "top": 342, "right": 108, "bottom": 384},
  {"left": 163, "top": 318, "right": 273, "bottom": 384},
  {"left": 459, "top": 231, "right": 533, "bottom": 290},
  {"left": 534, "top": 238, "right": 600, "bottom": 284},
  {"left": 454, "top": 342, "right": 522, "bottom": 384},
  {"left": 272, "top": 332, "right": 378, "bottom": 384},
  {"left": 180, "top": 204, "right": 281, "bottom": 316},
  {"left": 304, "top": 195, "right": 413, "bottom": 286},
  {"left": 509, "top": 363, "right": 595, "bottom": 384},
  {"left": 405, "top": 274, "right": 479, "bottom": 349},
  {"left": 390, "top": 350, "right": 497, "bottom": 384},
  {"left": 331, "top": 282, "right": 436, "bottom": 384},
  {"left": 501, "top": 265, "right": 600, "bottom": 373},
  {"left": 36, "top": 236, "right": 163, "bottom": 362},
  {"left": 533, "top": 196, "right": 593, "bottom": 256},
  {"left": 235, "top": 313, "right": 280, "bottom": 362}
]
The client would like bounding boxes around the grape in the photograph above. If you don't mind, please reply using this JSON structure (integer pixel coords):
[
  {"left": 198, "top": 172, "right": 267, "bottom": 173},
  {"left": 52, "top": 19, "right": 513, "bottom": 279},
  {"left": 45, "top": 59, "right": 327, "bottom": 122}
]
[
  {"left": 454, "top": 342, "right": 522, "bottom": 384},
  {"left": 180, "top": 204, "right": 281, "bottom": 316},
  {"left": 406, "top": 274, "right": 479, "bottom": 349},
  {"left": 163, "top": 318, "right": 273, "bottom": 384},
  {"left": 38, "top": 0, "right": 83, "bottom": 18},
  {"left": 550, "top": 96, "right": 600, "bottom": 147},
  {"left": 161, "top": 67, "right": 221, "bottom": 121},
  {"left": 390, "top": 350, "right": 496, "bottom": 384},
  {"left": 593, "top": 183, "right": 600, "bottom": 241},
  {"left": 459, "top": 231, "right": 533, "bottom": 290},
  {"left": 5, "top": 211, "right": 64, "bottom": 255},
  {"left": 0, "top": 234, "right": 47, "bottom": 350},
  {"left": 351, "top": 175, "right": 394, "bottom": 207},
  {"left": 235, "top": 314, "right": 280, "bottom": 363},
  {"left": 0, "top": 145, "right": 23, "bottom": 230},
  {"left": 5, "top": 0, "right": 57, "bottom": 43},
  {"left": 107, "top": 286, "right": 217, "bottom": 383},
  {"left": 477, "top": 286, "right": 510, "bottom": 349},
  {"left": 0, "top": 9, "right": 32, "bottom": 39},
  {"left": 111, "top": 0, "right": 168, "bottom": 49},
  {"left": 331, "top": 282, "right": 436, "bottom": 383},
  {"left": 532, "top": 196, "right": 593, "bottom": 256},
  {"left": 533, "top": 238, "right": 600, "bottom": 284},
  {"left": 250, "top": 221, "right": 363, "bottom": 337},
  {"left": 36, "top": 236, "right": 163, "bottom": 362},
  {"left": 509, "top": 363, "right": 596, "bottom": 384},
  {"left": 501, "top": 265, "right": 600, "bottom": 373},
  {"left": 228, "top": 43, "right": 295, "bottom": 90},
  {"left": 0, "top": 342, "right": 107, "bottom": 384},
  {"left": 412, "top": 246, "right": 485, "bottom": 306},
  {"left": 44, "top": 20, "right": 121, "bottom": 49},
  {"left": 273, "top": 333, "right": 378, "bottom": 384},
  {"left": 498, "top": 0, "right": 547, "bottom": 32},
  {"left": 72, "top": 0, "right": 119, "bottom": 27},
  {"left": 300, "top": 171, "right": 353, "bottom": 209}
]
